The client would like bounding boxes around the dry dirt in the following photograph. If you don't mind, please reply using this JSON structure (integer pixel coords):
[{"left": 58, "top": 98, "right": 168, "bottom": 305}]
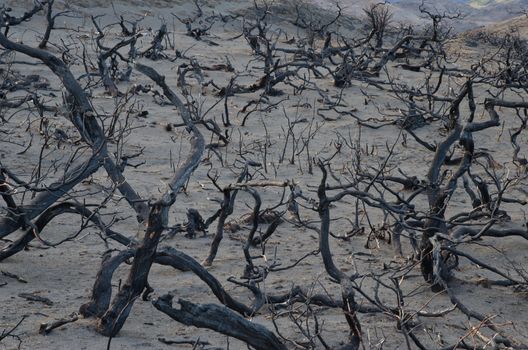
[{"left": 1, "top": 1, "right": 528, "bottom": 350}]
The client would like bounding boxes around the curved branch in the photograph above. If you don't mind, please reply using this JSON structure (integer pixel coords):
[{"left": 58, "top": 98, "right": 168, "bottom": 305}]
[
  {"left": 0, "top": 155, "right": 102, "bottom": 238},
  {"left": 155, "top": 246, "right": 255, "bottom": 316},
  {"left": 96, "top": 63, "right": 205, "bottom": 337},
  {"left": 0, "top": 29, "right": 149, "bottom": 223},
  {"left": 80, "top": 249, "right": 135, "bottom": 318},
  {"left": 0, "top": 202, "right": 133, "bottom": 262}
]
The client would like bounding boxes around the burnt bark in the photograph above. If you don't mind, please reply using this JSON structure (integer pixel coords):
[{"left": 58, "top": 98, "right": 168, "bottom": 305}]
[
  {"left": 96, "top": 204, "right": 164, "bottom": 336},
  {"left": 153, "top": 294, "right": 287, "bottom": 350}
]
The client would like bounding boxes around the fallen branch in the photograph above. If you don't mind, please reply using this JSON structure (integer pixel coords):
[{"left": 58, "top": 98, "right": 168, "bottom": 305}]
[
  {"left": 39, "top": 313, "right": 79, "bottom": 335},
  {"left": 153, "top": 294, "right": 287, "bottom": 350}
]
